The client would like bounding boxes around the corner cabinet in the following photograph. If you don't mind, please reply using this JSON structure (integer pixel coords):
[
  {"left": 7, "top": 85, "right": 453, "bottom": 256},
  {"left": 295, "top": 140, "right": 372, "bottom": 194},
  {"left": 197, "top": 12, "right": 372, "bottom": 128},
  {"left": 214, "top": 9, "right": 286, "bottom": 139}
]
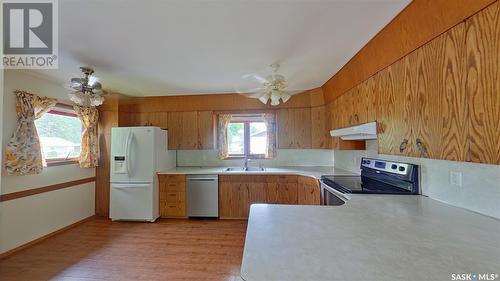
[
  {"left": 297, "top": 176, "right": 321, "bottom": 205},
  {"left": 277, "top": 108, "right": 312, "bottom": 149}
]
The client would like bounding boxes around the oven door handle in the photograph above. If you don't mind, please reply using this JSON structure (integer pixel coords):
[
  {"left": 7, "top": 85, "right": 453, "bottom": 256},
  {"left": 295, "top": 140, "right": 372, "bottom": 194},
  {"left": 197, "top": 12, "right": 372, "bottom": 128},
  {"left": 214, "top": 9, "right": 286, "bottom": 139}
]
[{"left": 320, "top": 181, "right": 351, "bottom": 202}]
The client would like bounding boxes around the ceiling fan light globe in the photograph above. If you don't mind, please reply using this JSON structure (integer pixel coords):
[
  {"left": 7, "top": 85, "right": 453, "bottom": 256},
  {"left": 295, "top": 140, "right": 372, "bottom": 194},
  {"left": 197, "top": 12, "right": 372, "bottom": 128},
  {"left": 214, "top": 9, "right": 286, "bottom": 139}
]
[
  {"left": 68, "top": 92, "right": 85, "bottom": 106},
  {"left": 90, "top": 95, "right": 105, "bottom": 106},
  {"left": 270, "top": 99, "right": 280, "bottom": 106},
  {"left": 258, "top": 93, "right": 270, "bottom": 104},
  {"left": 281, "top": 93, "right": 291, "bottom": 103},
  {"left": 270, "top": 90, "right": 280, "bottom": 99}
]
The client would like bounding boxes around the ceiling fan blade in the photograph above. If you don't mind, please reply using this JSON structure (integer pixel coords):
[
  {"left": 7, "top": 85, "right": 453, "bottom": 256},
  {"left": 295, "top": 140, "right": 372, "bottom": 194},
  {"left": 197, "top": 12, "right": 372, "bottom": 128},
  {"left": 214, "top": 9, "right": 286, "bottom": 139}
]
[
  {"left": 234, "top": 73, "right": 268, "bottom": 94},
  {"left": 245, "top": 89, "right": 268, "bottom": 98},
  {"left": 236, "top": 86, "right": 267, "bottom": 95},
  {"left": 242, "top": 73, "right": 268, "bottom": 84}
]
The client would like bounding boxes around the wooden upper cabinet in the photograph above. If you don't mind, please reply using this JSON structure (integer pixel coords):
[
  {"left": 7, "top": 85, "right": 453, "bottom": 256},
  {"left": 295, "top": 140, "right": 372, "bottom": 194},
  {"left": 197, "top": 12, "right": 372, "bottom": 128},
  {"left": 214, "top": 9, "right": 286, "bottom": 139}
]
[
  {"left": 167, "top": 111, "right": 198, "bottom": 149},
  {"left": 376, "top": 22, "right": 469, "bottom": 161},
  {"left": 311, "top": 106, "right": 330, "bottom": 149},
  {"left": 325, "top": 98, "right": 366, "bottom": 151},
  {"left": 410, "top": 23, "right": 467, "bottom": 160},
  {"left": 277, "top": 108, "right": 312, "bottom": 149},
  {"left": 465, "top": 2, "right": 500, "bottom": 165},
  {"left": 149, "top": 112, "right": 169, "bottom": 129},
  {"left": 331, "top": 79, "right": 376, "bottom": 128},
  {"left": 358, "top": 76, "right": 377, "bottom": 124},
  {"left": 197, "top": 111, "right": 215, "bottom": 149},
  {"left": 376, "top": 57, "right": 414, "bottom": 156},
  {"left": 167, "top": 111, "right": 215, "bottom": 150}
]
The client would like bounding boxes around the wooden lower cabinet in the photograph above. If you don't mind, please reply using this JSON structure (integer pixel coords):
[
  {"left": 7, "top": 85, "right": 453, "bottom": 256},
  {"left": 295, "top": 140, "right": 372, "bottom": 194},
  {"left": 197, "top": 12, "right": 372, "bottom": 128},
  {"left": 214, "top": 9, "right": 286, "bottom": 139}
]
[
  {"left": 159, "top": 175, "right": 187, "bottom": 218},
  {"left": 219, "top": 175, "right": 320, "bottom": 219},
  {"left": 297, "top": 176, "right": 321, "bottom": 205},
  {"left": 219, "top": 181, "right": 266, "bottom": 219}
]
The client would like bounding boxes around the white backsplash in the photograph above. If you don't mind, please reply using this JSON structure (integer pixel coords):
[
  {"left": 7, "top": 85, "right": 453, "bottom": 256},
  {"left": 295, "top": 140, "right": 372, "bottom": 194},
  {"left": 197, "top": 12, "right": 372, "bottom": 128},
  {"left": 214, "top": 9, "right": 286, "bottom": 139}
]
[
  {"left": 177, "top": 149, "right": 334, "bottom": 167},
  {"left": 334, "top": 140, "right": 500, "bottom": 219}
]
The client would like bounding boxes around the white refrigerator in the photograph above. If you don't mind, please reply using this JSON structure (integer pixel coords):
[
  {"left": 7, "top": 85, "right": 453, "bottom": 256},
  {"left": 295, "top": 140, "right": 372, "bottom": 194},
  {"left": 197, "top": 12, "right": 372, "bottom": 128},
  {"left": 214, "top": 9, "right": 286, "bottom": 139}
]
[{"left": 110, "top": 127, "right": 176, "bottom": 222}]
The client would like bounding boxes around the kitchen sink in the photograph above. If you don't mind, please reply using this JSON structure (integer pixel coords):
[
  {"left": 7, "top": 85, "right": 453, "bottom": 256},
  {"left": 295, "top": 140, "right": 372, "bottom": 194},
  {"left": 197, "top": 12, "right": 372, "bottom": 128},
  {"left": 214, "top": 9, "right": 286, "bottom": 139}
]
[{"left": 224, "top": 167, "right": 265, "bottom": 172}]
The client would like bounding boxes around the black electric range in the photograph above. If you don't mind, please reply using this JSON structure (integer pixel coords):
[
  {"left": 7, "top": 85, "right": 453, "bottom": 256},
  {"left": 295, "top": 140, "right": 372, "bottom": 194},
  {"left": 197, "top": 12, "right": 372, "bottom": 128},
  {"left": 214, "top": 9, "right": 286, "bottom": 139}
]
[{"left": 320, "top": 158, "right": 419, "bottom": 205}]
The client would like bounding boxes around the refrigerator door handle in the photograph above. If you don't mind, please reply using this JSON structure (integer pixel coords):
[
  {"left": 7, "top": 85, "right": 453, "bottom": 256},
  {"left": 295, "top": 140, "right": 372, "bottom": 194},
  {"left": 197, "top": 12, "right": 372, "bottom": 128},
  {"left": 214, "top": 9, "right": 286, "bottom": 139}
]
[
  {"left": 113, "top": 183, "right": 151, "bottom": 189},
  {"left": 125, "top": 129, "right": 132, "bottom": 175}
]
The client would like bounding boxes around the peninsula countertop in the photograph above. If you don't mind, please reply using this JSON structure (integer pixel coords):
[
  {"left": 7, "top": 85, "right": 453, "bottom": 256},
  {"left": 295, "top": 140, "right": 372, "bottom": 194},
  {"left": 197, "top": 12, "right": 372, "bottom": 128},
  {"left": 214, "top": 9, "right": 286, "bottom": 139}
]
[
  {"left": 157, "top": 166, "right": 355, "bottom": 179},
  {"left": 240, "top": 195, "right": 500, "bottom": 281}
]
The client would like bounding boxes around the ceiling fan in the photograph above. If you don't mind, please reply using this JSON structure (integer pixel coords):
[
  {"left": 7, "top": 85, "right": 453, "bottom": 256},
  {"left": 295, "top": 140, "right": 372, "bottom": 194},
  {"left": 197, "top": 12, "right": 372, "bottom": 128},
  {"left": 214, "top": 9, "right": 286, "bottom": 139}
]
[
  {"left": 66, "top": 67, "right": 106, "bottom": 107},
  {"left": 235, "top": 63, "right": 298, "bottom": 106}
]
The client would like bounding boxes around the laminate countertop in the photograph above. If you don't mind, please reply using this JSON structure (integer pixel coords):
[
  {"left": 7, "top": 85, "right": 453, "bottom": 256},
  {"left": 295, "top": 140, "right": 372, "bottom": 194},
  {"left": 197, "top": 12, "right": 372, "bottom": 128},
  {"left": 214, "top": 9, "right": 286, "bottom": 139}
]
[
  {"left": 157, "top": 166, "right": 355, "bottom": 179},
  {"left": 240, "top": 195, "right": 500, "bottom": 281}
]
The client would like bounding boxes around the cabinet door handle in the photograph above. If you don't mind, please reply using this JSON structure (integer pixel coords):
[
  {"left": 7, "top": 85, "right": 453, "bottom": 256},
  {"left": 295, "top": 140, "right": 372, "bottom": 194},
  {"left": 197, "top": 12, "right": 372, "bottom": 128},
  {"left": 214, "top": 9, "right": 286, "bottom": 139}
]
[
  {"left": 399, "top": 139, "right": 408, "bottom": 153},
  {"left": 348, "top": 115, "right": 353, "bottom": 124},
  {"left": 354, "top": 114, "right": 359, "bottom": 123},
  {"left": 416, "top": 138, "right": 429, "bottom": 157}
]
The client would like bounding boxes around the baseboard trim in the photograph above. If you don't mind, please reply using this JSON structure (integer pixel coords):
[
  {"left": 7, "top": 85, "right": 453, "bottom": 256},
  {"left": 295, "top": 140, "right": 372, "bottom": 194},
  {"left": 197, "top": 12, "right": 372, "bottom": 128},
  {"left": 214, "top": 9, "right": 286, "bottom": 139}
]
[{"left": 0, "top": 215, "right": 95, "bottom": 260}]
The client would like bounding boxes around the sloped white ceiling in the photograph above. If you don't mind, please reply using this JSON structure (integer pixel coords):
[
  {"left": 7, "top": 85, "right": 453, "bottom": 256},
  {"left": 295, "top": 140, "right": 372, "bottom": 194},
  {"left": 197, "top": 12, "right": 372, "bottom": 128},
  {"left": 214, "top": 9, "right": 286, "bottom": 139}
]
[{"left": 33, "top": 0, "right": 410, "bottom": 96}]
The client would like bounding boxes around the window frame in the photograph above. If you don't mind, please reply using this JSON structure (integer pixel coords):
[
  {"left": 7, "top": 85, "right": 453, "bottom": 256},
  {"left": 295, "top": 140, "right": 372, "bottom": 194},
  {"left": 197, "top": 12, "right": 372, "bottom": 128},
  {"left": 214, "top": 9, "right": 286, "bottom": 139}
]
[
  {"left": 226, "top": 116, "right": 267, "bottom": 159},
  {"left": 37, "top": 103, "right": 82, "bottom": 167}
]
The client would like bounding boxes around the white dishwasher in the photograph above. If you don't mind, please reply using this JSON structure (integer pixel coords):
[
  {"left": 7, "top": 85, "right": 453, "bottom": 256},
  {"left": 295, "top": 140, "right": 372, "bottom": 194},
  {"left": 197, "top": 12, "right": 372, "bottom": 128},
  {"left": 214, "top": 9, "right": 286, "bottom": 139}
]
[{"left": 186, "top": 174, "right": 219, "bottom": 217}]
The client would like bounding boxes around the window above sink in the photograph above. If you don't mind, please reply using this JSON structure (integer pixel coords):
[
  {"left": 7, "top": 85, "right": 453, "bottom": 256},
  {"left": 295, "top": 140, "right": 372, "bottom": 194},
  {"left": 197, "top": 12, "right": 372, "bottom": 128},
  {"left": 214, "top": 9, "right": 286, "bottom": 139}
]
[{"left": 227, "top": 114, "right": 269, "bottom": 159}]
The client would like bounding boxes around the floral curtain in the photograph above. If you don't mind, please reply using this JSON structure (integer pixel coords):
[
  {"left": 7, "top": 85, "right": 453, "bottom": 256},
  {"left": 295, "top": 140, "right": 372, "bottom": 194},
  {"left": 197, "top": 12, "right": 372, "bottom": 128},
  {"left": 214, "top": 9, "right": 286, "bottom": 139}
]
[
  {"left": 4, "top": 91, "right": 57, "bottom": 175},
  {"left": 217, "top": 114, "right": 232, "bottom": 159},
  {"left": 74, "top": 106, "right": 99, "bottom": 168},
  {"left": 263, "top": 113, "right": 277, "bottom": 158}
]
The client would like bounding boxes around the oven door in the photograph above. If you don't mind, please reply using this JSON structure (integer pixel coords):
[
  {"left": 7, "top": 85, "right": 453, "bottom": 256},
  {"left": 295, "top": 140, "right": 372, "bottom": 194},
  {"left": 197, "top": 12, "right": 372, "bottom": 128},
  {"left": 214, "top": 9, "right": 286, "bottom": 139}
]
[{"left": 320, "top": 181, "right": 350, "bottom": 206}]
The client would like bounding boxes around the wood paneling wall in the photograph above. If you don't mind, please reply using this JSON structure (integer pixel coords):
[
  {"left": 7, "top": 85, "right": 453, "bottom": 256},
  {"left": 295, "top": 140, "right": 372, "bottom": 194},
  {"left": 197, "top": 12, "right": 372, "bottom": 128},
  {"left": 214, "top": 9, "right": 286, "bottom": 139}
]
[
  {"left": 120, "top": 88, "right": 324, "bottom": 113},
  {"left": 322, "top": 0, "right": 496, "bottom": 103},
  {"left": 95, "top": 94, "right": 119, "bottom": 217}
]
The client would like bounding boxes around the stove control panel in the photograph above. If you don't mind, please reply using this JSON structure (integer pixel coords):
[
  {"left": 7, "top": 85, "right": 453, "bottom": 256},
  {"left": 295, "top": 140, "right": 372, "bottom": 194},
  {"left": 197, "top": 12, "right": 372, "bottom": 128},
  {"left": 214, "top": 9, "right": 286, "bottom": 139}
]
[{"left": 361, "top": 158, "right": 410, "bottom": 176}]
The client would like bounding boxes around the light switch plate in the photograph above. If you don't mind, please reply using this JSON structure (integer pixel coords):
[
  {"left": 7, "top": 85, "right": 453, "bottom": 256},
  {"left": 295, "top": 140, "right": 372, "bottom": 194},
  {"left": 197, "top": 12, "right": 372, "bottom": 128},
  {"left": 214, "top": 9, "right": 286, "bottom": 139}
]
[{"left": 450, "top": 171, "right": 463, "bottom": 187}]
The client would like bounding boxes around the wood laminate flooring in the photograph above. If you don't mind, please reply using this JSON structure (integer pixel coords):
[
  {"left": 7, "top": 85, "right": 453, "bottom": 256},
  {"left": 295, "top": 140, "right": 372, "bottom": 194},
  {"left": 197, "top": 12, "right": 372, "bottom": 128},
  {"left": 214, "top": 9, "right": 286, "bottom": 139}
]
[{"left": 0, "top": 218, "right": 247, "bottom": 281}]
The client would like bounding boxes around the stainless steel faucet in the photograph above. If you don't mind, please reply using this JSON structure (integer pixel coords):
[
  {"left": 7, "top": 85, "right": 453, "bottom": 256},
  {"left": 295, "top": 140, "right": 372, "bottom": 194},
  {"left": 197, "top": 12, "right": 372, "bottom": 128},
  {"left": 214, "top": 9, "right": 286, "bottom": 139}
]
[{"left": 243, "top": 157, "right": 250, "bottom": 170}]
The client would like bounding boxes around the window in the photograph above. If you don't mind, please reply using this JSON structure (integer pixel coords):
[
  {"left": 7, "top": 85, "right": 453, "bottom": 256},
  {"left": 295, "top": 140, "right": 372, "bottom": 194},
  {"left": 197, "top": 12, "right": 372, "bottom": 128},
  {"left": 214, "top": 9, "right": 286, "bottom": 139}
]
[
  {"left": 227, "top": 114, "right": 268, "bottom": 158},
  {"left": 34, "top": 104, "right": 83, "bottom": 165}
]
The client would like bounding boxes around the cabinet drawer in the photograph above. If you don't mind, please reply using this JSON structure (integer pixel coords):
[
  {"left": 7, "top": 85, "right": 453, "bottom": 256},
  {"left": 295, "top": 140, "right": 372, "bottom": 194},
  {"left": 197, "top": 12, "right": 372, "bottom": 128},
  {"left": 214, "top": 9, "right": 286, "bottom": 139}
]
[
  {"left": 165, "top": 191, "right": 185, "bottom": 203},
  {"left": 165, "top": 182, "right": 186, "bottom": 192},
  {"left": 161, "top": 174, "right": 186, "bottom": 183},
  {"left": 165, "top": 203, "right": 186, "bottom": 217}
]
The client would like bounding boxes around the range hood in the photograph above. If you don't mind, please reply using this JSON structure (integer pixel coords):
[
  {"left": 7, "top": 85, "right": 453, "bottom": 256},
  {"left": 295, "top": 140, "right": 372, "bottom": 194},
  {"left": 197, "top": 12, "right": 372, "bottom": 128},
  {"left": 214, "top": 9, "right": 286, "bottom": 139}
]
[{"left": 330, "top": 122, "right": 377, "bottom": 140}]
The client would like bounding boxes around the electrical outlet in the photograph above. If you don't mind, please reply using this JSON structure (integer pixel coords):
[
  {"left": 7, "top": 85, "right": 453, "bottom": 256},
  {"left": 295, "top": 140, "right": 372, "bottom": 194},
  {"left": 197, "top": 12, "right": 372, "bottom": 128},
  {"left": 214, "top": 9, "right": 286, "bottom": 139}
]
[{"left": 450, "top": 171, "right": 463, "bottom": 187}]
